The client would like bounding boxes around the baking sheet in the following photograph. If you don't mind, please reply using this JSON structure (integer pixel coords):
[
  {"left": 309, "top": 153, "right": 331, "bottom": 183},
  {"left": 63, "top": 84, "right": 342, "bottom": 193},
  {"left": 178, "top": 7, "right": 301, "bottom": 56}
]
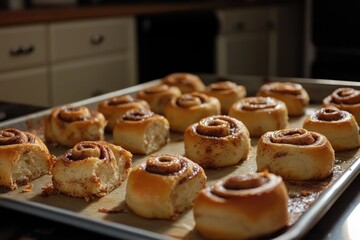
[{"left": 0, "top": 75, "right": 360, "bottom": 240}]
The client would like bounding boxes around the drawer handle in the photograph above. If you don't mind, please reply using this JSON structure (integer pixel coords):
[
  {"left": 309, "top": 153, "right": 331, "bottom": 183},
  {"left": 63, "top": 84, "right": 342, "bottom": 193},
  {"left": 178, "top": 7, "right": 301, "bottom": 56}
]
[
  {"left": 9, "top": 45, "right": 34, "bottom": 56},
  {"left": 90, "top": 34, "right": 105, "bottom": 45}
]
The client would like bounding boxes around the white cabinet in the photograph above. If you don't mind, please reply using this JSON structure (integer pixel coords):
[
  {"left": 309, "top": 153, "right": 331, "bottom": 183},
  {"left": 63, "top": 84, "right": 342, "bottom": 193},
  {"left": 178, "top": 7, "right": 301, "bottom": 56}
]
[
  {"left": 0, "top": 24, "right": 50, "bottom": 106},
  {"left": 0, "top": 16, "right": 137, "bottom": 107},
  {"left": 216, "top": 3, "right": 303, "bottom": 77},
  {"left": 49, "top": 17, "right": 137, "bottom": 106}
]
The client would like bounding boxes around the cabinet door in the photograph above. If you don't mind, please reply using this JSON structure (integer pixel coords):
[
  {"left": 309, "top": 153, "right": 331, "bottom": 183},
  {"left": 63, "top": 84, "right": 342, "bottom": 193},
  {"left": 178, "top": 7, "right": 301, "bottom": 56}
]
[
  {"left": 216, "top": 32, "right": 271, "bottom": 75},
  {"left": 50, "top": 54, "right": 134, "bottom": 106},
  {"left": 0, "top": 67, "right": 49, "bottom": 107}
]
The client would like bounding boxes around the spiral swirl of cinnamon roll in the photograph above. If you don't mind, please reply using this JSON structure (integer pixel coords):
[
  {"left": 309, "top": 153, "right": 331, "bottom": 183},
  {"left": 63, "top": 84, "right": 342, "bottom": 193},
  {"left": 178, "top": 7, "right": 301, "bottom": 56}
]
[
  {"left": 257, "top": 81, "right": 309, "bottom": 116},
  {"left": 98, "top": 95, "right": 150, "bottom": 131},
  {"left": 0, "top": 128, "right": 54, "bottom": 190},
  {"left": 303, "top": 107, "right": 360, "bottom": 151},
  {"left": 52, "top": 141, "right": 132, "bottom": 201},
  {"left": 162, "top": 72, "right": 205, "bottom": 93},
  {"left": 323, "top": 88, "right": 360, "bottom": 125},
  {"left": 184, "top": 115, "right": 250, "bottom": 168},
  {"left": 45, "top": 106, "right": 106, "bottom": 147},
  {"left": 136, "top": 84, "right": 181, "bottom": 115},
  {"left": 113, "top": 109, "right": 170, "bottom": 155},
  {"left": 203, "top": 81, "right": 247, "bottom": 114},
  {"left": 256, "top": 128, "right": 335, "bottom": 180},
  {"left": 193, "top": 171, "right": 288, "bottom": 240},
  {"left": 126, "top": 153, "right": 206, "bottom": 220},
  {"left": 229, "top": 96, "right": 288, "bottom": 137},
  {"left": 164, "top": 92, "right": 220, "bottom": 133}
]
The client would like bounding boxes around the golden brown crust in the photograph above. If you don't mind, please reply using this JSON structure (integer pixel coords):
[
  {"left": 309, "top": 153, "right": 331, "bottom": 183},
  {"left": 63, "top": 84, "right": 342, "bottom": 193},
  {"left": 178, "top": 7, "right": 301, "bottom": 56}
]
[
  {"left": 136, "top": 84, "right": 181, "bottom": 115},
  {"left": 184, "top": 115, "right": 251, "bottom": 168},
  {"left": 162, "top": 72, "right": 205, "bottom": 93},
  {"left": 203, "top": 81, "right": 247, "bottom": 114},
  {"left": 0, "top": 128, "right": 54, "bottom": 190},
  {"left": 323, "top": 87, "right": 360, "bottom": 126},
  {"left": 257, "top": 82, "right": 310, "bottom": 116},
  {"left": 229, "top": 96, "right": 288, "bottom": 137},
  {"left": 193, "top": 171, "right": 288, "bottom": 239},
  {"left": 164, "top": 92, "right": 221, "bottom": 133},
  {"left": 113, "top": 109, "right": 170, "bottom": 155},
  {"left": 126, "top": 153, "right": 206, "bottom": 220},
  {"left": 256, "top": 128, "right": 335, "bottom": 180},
  {"left": 303, "top": 107, "right": 360, "bottom": 151},
  {"left": 52, "top": 141, "right": 132, "bottom": 201},
  {"left": 98, "top": 95, "right": 150, "bottom": 131},
  {"left": 44, "top": 106, "right": 107, "bottom": 147}
]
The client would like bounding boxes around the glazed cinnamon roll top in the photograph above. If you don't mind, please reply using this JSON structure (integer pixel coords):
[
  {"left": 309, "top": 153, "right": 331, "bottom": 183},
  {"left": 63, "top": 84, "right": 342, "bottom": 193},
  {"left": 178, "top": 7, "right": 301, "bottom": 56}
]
[
  {"left": 237, "top": 97, "right": 278, "bottom": 111},
  {"left": 0, "top": 128, "right": 36, "bottom": 145},
  {"left": 264, "top": 82, "right": 303, "bottom": 95},
  {"left": 144, "top": 154, "right": 191, "bottom": 176},
  {"left": 175, "top": 92, "right": 209, "bottom": 108},
  {"left": 121, "top": 109, "right": 155, "bottom": 121},
  {"left": 61, "top": 141, "right": 115, "bottom": 162},
  {"left": 315, "top": 107, "right": 348, "bottom": 121},
  {"left": 269, "top": 128, "right": 318, "bottom": 145},
  {"left": 162, "top": 72, "right": 205, "bottom": 93},
  {"left": 58, "top": 106, "right": 94, "bottom": 122},
  {"left": 195, "top": 115, "right": 238, "bottom": 137}
]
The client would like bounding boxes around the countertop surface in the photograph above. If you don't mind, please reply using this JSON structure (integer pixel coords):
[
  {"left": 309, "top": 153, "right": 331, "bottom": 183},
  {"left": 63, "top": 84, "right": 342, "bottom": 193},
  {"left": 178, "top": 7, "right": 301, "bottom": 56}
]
[{"left": 0, "top": 0, "right": 300, "bottom": 26}]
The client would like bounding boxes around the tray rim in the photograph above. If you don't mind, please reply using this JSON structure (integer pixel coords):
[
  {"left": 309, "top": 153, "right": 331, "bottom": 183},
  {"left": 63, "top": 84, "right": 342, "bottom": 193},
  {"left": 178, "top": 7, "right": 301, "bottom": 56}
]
[{"left": 1, "top": 75, "right": 360, "bottom": 240}]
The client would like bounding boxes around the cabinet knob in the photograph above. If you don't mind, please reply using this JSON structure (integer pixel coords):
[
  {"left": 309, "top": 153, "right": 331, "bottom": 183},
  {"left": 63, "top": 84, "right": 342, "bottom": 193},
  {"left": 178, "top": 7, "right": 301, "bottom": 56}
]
[
  {"left": 90, "top": 34, "right": 105, "bottom": 45},
  {"left": 9, "top": 45, "right": 35, "bottom": 56}
]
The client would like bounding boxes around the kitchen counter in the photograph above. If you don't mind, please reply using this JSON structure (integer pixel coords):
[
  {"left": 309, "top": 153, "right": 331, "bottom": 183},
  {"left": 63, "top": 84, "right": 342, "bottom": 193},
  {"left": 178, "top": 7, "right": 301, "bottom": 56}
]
[{"left": 0, "top": 0, "right": 300, "bottom": 26}]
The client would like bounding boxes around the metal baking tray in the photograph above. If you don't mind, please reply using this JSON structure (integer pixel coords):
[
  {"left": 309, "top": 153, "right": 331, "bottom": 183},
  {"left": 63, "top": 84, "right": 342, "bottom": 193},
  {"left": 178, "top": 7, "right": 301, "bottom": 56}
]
[{"left": 0, "top": 75, "right": 359, "bottom": 240}]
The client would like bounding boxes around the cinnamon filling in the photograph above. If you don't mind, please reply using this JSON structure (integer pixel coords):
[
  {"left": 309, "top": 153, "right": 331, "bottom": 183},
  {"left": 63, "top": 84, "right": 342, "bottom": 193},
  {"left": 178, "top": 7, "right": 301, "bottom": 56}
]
[
  {"left": 107, "top": 95, "right": 134, "bottom": 106},
  {"left": 146, "top": 155, "right": 185, "bottom": 175},
  {"left": 271, "top": 128, "right": 316, "bottom": 145},
  {"left": 58, "top": 106, "right": 91, "bottom": 122},
  {"left": 122, "top": 109, "right": 154, "bottom": 121},
  {"left": 223, "top": 175, "right": 269, "bottom": 190},
  {"left": 176, "top": 93, "right": 207, "bottom": 108},
  {"left": 208, "top": 81, "right": 236, "bottom": 92},
  {"left": 144, "top": 84, "right": 169, "bottom": 94},
  {"left": 270, "top": 82, "right": 302, "bottom": 95},
  {"left": 196, "top": 117, "right": 233, "bottom": 137},
  {"left": 331, "top": 88, "right": 360, "bottom": 104},
  {"left": 65, "top": 142, "right": 111, "bottom": 161},
  {"left": 241, "top": 97, "right": 277, "bottom": 111},
  {"left": 316, "top": 107, "right": 344, "bottom": 121},
  {"left": 0, "top": 128, "right": 35, "bottom": 145}
]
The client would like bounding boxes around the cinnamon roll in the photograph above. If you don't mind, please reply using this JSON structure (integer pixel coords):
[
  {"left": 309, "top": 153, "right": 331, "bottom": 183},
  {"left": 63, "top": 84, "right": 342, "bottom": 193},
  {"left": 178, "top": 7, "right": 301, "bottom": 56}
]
[
  {"left": 257, "top": 81, "right": 310, "bottom": 116},
  {"left": 52, "top": 141, "right": 132, "bottom": 201},
  {"left": 323, "top": 87, "right": 360, "bottom": 125},
  {"left": 45, "top": 106, "right": 106, "bottom": 147},
  {"left": 0, "top": 128, "right": 54, "bottom": 190},
  {"left": 164, "top": 92, "right": 221, "bottom": 133},
  {"left": 98, "top": 95, "right": 150, "bottom": 131},
  {"left": 193, "top": 171, "right": 288, "bottom": 240},
  {"left": 229, "top": 96, "right": 288, "bottom": 137},
  {"left": 203, "top": 81, "right": 247, "bottom": 114},
  {"left": 184, "top": 115, "right": 250, "bottom": 168},
  {"left": 162, "top": 72, "right": 205, "bottom": 93},
  {"left": 303, "top": 107, "right": 360, "bottom": 151},
  {"left": 136, "top": 84, "right": 181, "bottom": 115},
  {"left": 113, "top": 109, "right": 170, "bottom": 155},
  {"left": 256, "top": 128, "right": 335, "bottom": 180},
  {"left": 126, "top": 153, "right": 206, "bottom": 220}
]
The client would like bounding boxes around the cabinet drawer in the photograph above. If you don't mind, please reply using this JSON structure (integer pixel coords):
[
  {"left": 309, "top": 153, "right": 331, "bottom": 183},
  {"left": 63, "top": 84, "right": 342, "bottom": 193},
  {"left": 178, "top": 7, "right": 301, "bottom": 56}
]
[
  {"left": 0, "top": 25, "right": 47, "bottom": 72},
  {"left": 0, "top": 67, "right": 49, "bottom": 107},
  {"left": 50, "top": 17, "right": 134, "bottom": 62},
  {"left": 50, "top": 54, "right": 134, "bottom": 105},
  {"left": 217, "top": 8, "right": 274, "bottom": 34}
]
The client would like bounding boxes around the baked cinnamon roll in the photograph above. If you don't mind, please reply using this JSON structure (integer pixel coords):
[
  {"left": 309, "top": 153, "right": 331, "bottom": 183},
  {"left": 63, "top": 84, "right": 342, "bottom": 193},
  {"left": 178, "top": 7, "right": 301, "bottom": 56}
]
[
  {"left": 164, "top": 92, "right": 221, "bottom": 133},
  {"left": 257, "top": 81, "right": 310, "bottom": 116},
  {"left": 193, "top": 171, "right": 288, "bottom": 240},
  {"left": 113, "top": 109, "right": 170, "bottom": 155},
  {"left": 126, "top": 153, "right": 206, "bottom": 220},
  {"left": 323, "top": 87, "right": 360, "bottom": 125},
  {"left": 184, "top": 115, "right": 250, "bottom": 168},
  {"left": 98, "top": 95, "right": 150, "bottom": 131},
  {"left": 52, "top": 141, "right": 132, "bottom": 201},
  {"left": 256, "top": 128, "right": 335, "bottom": 180},
  {"left": 229, "top": 96, "right": 288, "bottom": 137},
  {"left": 162, "top": 72, "right": 205, "bottom": 93},
  {"left": 0, "top": 128, "right": 54, "bottom": 190},
  {"left": 136, "top": 84, "right": 181, "bottom": 115},
  {"left": 45, "top": 106, "right": 106, "bottom": 147},
  {"left": 303, "top": 107, "right": 360, "bottom": 151},
  {"left": 203, "top": 81, "right": 247, "bottom": 114}
]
